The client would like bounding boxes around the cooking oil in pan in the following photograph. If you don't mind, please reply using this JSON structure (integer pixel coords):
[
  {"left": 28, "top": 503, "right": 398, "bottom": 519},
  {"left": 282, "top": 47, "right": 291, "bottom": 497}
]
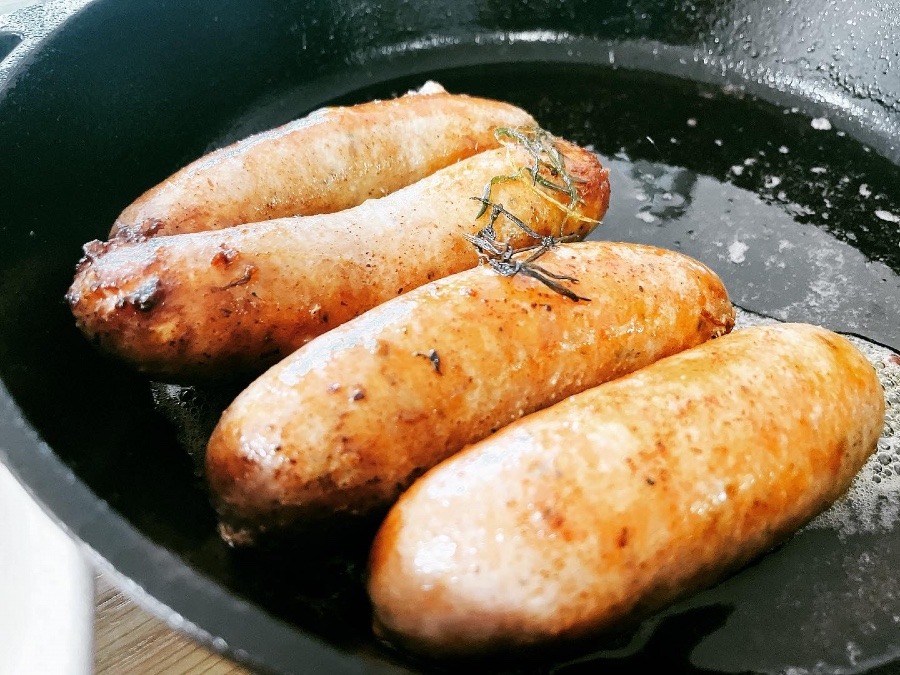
[{"left": 159, "top": 64, "right": 900, "bottom": 673}]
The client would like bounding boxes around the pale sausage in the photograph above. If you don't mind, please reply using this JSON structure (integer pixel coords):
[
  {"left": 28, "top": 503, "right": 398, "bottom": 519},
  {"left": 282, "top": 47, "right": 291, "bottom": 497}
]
[{"left": 110, "top": 83, "right": 536, "bottom": 240}]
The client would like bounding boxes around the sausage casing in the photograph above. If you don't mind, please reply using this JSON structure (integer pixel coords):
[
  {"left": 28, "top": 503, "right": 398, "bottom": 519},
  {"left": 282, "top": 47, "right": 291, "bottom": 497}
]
[
  {"left": 205, "top": 241, "right": 735, "bottom": 544},
  {"left": 367, "top": 323, "right": 885, "bottom": 656},
  {"left": 110, "top": 83, "right": 535, "bottom": 240},
  {"left": 68, "top": 141, "right": 607, "bottom": 381}
]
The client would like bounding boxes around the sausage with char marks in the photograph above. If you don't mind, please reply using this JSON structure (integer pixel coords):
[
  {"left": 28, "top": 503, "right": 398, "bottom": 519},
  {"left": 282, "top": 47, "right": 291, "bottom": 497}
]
[
  {"left": 68, "top": 140, "right": 607, "bottom": 381},
  {"left": 205, "top": 241, "right": 734, "bottom": 544}
]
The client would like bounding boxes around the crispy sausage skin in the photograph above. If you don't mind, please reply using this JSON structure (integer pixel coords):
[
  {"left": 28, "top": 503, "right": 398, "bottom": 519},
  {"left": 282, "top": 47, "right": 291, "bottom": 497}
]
[
  {"left": 368, "top": 323, "right": 885, "bottom": 656},
  {"left": 205, "top": 241, "right": 735, "bottom": 544},
  {"left": 110, "top": 83, "right": 536, "bottom": 240},
  {"left": 68, "top": 141, "right": 607, "bottom": 381}
]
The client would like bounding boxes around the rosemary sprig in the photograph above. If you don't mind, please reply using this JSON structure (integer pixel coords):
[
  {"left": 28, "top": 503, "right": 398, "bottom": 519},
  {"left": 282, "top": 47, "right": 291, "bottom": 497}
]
[
  {"left": 475, "top": 126, "right": 587, "bottom": 219},
  {"left": 466, "top": 125, "right": 593, "bottom": 301},
  {"left": 464, "top": 200, "right": 588, "bottom": 302}
]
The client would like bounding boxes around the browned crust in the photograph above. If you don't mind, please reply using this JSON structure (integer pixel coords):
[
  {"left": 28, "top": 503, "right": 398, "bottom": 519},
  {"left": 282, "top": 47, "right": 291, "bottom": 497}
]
[{"left": 367, "top": 323, "right": 885, "bottom": 656}]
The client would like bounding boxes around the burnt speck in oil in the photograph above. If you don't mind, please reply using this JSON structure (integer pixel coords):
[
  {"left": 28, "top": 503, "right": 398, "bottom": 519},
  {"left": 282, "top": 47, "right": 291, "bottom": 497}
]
[{"left": 351, "top": 388, "right": 365, "bottom": 401}]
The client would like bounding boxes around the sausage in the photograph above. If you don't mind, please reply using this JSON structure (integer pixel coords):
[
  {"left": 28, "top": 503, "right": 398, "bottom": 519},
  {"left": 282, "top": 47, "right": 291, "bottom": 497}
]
[
  {"left": 367, "top": 323, "right": 885, "bottom": 656},
  {"left": 110, "top": 82, "right": 536, "bottom": 240},
  {"left": 72, "top": 137, "right": 607, "bottom": 381},
  {"left": 68, "top": 140, "right": 608, "bottom": 381},
  {"left": 205, "top": 241, "right": 735, "bottom": 545}
]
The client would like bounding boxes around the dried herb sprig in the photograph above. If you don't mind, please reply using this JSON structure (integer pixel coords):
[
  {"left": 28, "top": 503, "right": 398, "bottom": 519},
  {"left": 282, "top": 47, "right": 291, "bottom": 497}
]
[
  {"left": 464, "top": 199, "right": 589, "bottom": 302},
  {"left": 465, "top": 125, "right": 597, "bottom": 301},
  {"left": 476, "top": 126, "right": 595, "bottom": 228}
]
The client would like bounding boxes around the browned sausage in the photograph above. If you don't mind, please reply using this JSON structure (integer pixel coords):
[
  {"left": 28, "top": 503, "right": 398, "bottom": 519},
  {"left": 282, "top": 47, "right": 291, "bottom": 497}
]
[
  {"left": 68, "top": 140, "right": 608, "bottom": 381},
  {"left": 110, "top": 82, "right": 536, "bottom": 240},
  {"left": 368, "top": 323, "right": 885, "bottom": 656},
  {"left": 205, "top": 241, "right": 735, "bottom": 545}
]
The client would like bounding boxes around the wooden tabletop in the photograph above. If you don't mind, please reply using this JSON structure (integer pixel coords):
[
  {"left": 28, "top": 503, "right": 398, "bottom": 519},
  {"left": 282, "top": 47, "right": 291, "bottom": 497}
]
[{"left": 94, "top": 573, "right": 250, "bottom": 675}]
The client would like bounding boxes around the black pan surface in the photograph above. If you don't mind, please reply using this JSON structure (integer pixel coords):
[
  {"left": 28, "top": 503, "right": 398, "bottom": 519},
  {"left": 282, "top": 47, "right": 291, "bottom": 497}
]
[{"left": 0, "top": 1, "right": 898, "bottom": 673}]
